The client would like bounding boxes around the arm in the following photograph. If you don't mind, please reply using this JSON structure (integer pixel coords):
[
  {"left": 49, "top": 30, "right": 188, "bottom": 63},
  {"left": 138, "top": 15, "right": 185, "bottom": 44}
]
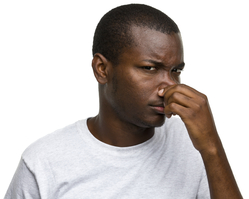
[
  {"left": 159, "top": 84, "right": 243, "bottom": 199},
  {"left": 4, "top": 159, "right": 41, "bottom": 199}
]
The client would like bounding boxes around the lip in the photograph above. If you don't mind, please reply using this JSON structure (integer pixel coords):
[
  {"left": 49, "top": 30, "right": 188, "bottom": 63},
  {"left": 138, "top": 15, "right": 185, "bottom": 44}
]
[{"left": 150, "top": 104, "right": 165, "bottom": 114}]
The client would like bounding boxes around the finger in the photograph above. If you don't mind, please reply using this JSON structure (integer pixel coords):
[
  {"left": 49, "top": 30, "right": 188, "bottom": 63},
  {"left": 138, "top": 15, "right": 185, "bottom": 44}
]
[
  {"left": 164, "top": 102, "right": 188, "bottom": 119},
  {"left": 166, "top": 91, "right": 193, "bottom": 108},
  {"left": 159, "top": 84, "right": 202, "bottom": 98},
  {"left": 158, "top": 85, "right": 175, "bottom": 97},
  {"left": 164, "top": 84, "right": 204, "bottom": 105},
  {"left": 165, "top": 84, "right": 195, "bottom": 99}
]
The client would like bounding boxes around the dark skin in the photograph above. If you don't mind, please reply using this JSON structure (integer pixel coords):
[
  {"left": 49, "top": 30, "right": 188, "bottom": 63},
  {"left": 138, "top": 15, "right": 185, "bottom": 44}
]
[{"left": 88, "top": 26, "right": 243, "bottom": 198}]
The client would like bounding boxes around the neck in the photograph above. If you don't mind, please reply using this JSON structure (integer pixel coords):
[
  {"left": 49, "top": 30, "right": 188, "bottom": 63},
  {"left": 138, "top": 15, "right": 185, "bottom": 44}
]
[{"left": 87, "top": 110, "right": 155, "bottom": 147}]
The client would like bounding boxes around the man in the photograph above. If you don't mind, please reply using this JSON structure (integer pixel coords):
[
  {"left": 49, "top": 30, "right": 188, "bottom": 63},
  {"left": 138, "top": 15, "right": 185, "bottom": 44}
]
[{"left": 5, "top": 4, "right": 242, "bottom": 199}]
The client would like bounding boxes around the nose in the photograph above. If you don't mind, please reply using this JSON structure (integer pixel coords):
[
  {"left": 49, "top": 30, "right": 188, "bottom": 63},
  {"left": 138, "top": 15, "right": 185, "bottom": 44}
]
[{"left": 157, "top": 70, "right": 178, "bottom": 96}]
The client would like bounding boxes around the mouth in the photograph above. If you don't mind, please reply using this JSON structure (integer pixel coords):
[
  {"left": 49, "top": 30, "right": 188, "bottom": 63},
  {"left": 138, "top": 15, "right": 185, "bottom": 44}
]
[{"left": 150, "top": 104, "right": 165, "bottom": 114}]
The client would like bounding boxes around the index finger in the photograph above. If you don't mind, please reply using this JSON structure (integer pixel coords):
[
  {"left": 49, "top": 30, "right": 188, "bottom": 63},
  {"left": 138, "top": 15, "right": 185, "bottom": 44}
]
[{"left": 159, "top": 84, "right": 201, "bottom": 104}]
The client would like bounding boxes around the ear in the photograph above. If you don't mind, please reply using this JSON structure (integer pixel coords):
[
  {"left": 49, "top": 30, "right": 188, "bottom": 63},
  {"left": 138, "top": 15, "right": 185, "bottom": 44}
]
[{"left": 91, "top": 53, "right": 111, "bottom": 84}]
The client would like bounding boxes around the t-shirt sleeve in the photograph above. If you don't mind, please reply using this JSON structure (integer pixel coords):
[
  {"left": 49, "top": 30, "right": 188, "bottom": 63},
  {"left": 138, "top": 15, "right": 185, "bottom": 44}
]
[
  {"left": 4, "top": 158, "right": 41, "bottom": 199},
  {"left": 196, "top": 168, "right": 211, "bottom": 199}
]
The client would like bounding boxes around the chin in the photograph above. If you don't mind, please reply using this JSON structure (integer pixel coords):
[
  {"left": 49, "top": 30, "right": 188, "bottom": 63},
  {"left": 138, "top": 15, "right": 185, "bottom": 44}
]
[{"left": 138, "top": 115, "right": 166, "bottom": 128}]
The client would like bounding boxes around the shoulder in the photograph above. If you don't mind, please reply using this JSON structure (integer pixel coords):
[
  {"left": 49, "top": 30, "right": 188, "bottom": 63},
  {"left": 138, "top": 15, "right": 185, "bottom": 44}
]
[{"left": 22, "top": 119, "right": 87, "bottom": 165}]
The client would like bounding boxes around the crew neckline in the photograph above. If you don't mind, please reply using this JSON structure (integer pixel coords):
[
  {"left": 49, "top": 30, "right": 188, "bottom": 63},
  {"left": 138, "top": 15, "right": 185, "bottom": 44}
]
[{"left": 77, "top": 118, "right": 161, "bottom": 154}]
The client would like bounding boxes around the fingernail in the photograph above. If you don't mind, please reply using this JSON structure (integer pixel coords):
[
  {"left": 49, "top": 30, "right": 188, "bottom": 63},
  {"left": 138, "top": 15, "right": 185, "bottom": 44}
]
[{"left": 158, "top": 88, "right": 165, "bottom": 96}]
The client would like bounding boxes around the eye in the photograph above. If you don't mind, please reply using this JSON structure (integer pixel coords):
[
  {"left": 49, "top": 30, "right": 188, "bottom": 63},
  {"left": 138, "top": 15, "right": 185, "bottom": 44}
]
[
  {"left": 143, "top": 66, "right": 156, "bottom": 71},
  {"left": 172, "top": 68, "right": 183, "bottom": 74}
]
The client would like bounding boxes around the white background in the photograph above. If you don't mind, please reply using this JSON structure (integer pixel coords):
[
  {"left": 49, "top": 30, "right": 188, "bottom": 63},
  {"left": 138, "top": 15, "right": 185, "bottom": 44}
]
[{"left": 0, "top": 0, "right": 248, "bottom": 198}]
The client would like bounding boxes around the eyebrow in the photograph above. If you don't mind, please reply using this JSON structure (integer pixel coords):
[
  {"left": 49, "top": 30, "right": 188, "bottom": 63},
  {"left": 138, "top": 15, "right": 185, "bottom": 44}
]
[
  {"left": 177, "top": 62, "right": 185, "bottom": 68},
  {"left": 143, "top": 59, "right": 185, "bottom": 68}
]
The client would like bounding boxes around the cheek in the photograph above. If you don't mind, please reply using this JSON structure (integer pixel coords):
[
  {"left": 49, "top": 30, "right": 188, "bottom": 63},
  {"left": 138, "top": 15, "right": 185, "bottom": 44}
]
[
  {"left": 112, "top": 68, "right": 159, "bottom": 108},
  {"left": 123, "top": 74, "right": 156, "bottom": 104},
  {"left": 171, "top": 73, "right": 181, "bottom": 84}
]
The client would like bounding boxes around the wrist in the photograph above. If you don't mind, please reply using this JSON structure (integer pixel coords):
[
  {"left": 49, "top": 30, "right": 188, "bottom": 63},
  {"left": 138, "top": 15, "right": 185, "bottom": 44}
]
[{"left": 199, "top": 140, "right": 226, "bottom": 163}]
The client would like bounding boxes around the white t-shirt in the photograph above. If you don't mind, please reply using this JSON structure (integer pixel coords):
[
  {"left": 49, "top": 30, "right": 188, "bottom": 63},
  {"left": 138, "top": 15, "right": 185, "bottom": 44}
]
[{"left": 5, "top": 117, "right": 210, "bottom": 199}]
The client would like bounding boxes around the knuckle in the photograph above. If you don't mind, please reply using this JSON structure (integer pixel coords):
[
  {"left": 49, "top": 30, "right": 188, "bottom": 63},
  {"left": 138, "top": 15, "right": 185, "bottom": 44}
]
[
  {"left": 194, "top": 103, "right": 201, "bottom": 110},
  {"left": 188, "top": 108, "right": 197, "bottom": 118},
  {"left": 202, "top": 94, "right": 208, "bottom": 101},
  {"left": 171, "top": 92, "right": 179, "bottom": 100},
  {"left": 169, "top": 102, "right": 177, "bottom": 110},
  {"left": 175, "top": 84, "right": 182, "bottom": 90},
  {"left": 199, "top": 94, "right": 208, "bottom": 106}
]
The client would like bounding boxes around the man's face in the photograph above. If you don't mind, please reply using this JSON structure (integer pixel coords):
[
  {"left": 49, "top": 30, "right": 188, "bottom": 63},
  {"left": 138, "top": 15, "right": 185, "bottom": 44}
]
[{"left": 105, "top": 26, "right": 184, "bottom": 128}]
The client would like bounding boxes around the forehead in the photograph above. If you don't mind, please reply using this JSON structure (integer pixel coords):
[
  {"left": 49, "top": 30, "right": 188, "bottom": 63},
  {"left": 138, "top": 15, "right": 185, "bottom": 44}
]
[{"left": 120, "top": 26, "right": 183, "bottom": 65}]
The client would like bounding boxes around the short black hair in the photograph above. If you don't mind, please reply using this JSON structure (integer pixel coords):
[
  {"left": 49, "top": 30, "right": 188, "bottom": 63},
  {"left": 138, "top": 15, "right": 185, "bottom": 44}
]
[{"left": 92, "top": 4, "right": 180, "bottom": 65}]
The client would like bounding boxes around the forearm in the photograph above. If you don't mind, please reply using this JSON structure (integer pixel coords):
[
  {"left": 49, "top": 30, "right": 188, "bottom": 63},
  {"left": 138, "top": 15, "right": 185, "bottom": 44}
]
[
  {"left": 160, "top": 85, "right": 243, "bottom": 198},
  {"left": 200, "top": 140, "right": 243, "bottom": 199}
]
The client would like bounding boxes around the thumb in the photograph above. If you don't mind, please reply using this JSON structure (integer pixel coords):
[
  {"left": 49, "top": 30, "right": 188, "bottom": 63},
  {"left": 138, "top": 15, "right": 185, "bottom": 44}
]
[
  {"left": 158, "top": 88, "right": 165, "bottom": 97},
  {"left": 158, "top": 85, "right": 175, "bottom": 97}
]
